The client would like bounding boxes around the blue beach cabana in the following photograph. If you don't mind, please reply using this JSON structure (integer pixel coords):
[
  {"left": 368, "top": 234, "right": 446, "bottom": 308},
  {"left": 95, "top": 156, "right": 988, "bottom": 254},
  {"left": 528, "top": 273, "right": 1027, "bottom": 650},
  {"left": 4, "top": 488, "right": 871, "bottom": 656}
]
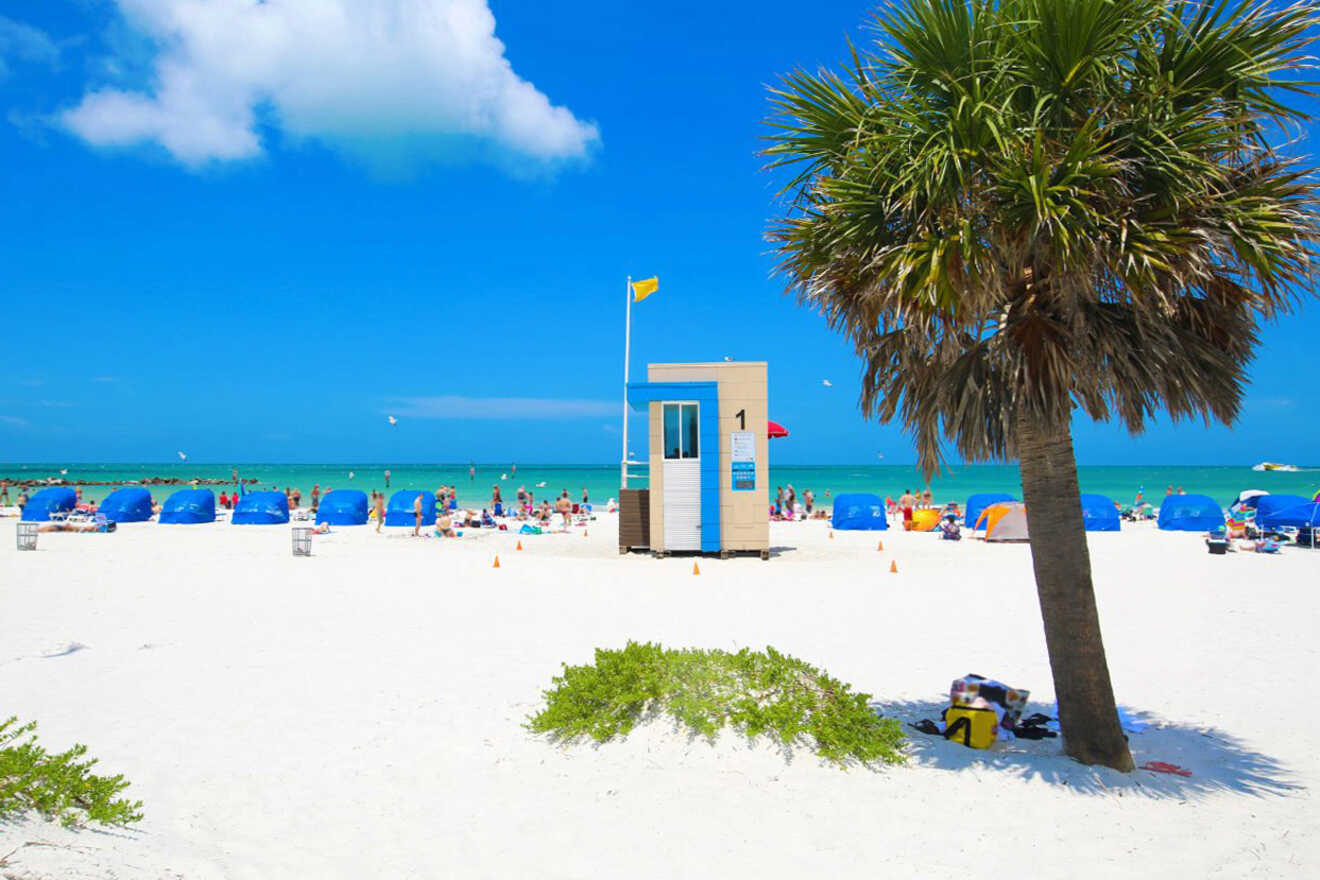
[
  {"left": 316, "top": 489, "right": 368, "bottom": 525},
  {"left": 21, "top": 487, "right": 77, "bottom": 521},
  {"left": 1079, "top": 493, "right": 1121, "bottom": 531},
  {"left": 1158, "top": 494, "right": 1224, "bottom": 531},
  {"left": 965, "top": 492, "right": 1015, "bottom": 528},
  {"left": 385, "top": 490, "right": 435, "bottom": 527},
  {"left": 159, "top": 489, "right": 216, "bottom": 524},
  {"left": 1261, "top": 501, "right": 1320, "bottom": 529},
  {"left": 232, "top": 491, "right": 290, "bottom": 525},
  {"left": 100, "top": 487, "right": 153, "bottom": 523},
  {"left": 831, "top": 493, "right": 888, "bottom": 531},
  {"left": 1255, "top": 494, "right": 1314, "bottom": 529}
]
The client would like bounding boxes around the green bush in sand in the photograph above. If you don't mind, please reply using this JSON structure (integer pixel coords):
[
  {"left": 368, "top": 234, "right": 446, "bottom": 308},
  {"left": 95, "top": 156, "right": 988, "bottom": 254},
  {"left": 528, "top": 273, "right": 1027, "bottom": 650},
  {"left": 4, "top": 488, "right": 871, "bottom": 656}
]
[
  {"left": 527, "top": 641, "right": 905, "bottom": 767},
  {"left": 0, "top": 716, "right": 143, "bottom": 828}
]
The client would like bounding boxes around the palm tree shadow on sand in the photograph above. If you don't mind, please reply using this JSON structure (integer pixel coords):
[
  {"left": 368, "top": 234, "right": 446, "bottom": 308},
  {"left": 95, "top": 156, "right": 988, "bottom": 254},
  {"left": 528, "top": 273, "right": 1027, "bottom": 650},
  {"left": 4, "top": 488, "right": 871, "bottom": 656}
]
[{"left": 874, "top": 698, "right": 1299, "bottom": 800}]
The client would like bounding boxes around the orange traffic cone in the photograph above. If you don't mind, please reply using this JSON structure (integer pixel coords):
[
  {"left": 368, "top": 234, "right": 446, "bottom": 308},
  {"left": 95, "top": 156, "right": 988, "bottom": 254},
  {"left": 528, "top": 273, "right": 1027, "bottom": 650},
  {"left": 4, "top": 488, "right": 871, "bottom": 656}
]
[
  {"left": 877, "top": 540, "right": 884, "bottom": 551},
  {"left": 829, "top": 531, "right": 834, "bottom": 539},
  {"left": 889, "top": 560, "right": 898, "bottom": 574},
  {"left": 493, "top": 555, "right": 501, "bottom": 569},
  {"left": 516, "top": 540, "right": 523, "bottom": 551},
  {"left": 693, "top": 562, "right": 700, "bottom": 575}
]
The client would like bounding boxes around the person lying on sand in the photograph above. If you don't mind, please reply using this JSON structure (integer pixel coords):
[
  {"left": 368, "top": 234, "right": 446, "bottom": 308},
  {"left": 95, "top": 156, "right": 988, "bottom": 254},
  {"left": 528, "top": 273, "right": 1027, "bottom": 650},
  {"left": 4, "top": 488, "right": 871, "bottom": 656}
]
[{"left": 38, "top": 520, "right": 116, "bottom": 533}]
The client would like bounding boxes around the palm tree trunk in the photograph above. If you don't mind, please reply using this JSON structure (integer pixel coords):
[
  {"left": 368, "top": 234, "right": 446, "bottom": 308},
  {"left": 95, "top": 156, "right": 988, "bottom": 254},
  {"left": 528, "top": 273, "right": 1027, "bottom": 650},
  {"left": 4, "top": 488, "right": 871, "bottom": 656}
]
[{"left": 1016, "top": 414, "right": 1134, "bottom": 771}]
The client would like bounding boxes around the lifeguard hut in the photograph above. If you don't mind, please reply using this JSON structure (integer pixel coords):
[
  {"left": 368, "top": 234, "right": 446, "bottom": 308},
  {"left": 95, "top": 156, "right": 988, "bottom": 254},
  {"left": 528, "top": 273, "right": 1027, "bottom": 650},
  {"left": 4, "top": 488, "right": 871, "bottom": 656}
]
[{"left": 621, "top": 361, "right": 770, "bottom": 558}]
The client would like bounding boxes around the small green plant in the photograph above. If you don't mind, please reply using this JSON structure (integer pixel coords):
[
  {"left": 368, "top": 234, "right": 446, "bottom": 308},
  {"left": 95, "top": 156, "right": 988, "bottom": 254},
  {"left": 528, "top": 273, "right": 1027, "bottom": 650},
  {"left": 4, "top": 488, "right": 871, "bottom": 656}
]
[
  {"left": 0, "top": 716, "right": 143, "bottom": 828},
  {"left": 527, "top": 642, "right": 905, "bottom": 767}
]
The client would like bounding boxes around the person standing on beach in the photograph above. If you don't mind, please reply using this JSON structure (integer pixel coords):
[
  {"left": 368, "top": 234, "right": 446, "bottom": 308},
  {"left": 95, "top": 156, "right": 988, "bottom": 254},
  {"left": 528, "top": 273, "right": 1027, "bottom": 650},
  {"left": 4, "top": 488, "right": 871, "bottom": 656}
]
[
  {"left": 804, "top": 489, "right": 814, "bottom": 515},
  {"left": 922, "top": 486, "right": 933, "bottom": 509},
  {"left": 412, "top": 493, "right": 423, "bottom": 536},
  {"left": 311, "top": 484, "right": 320, "bottom": 513},
  {"left": 581, "top": 487, "right": 589, "bottom": 507},
  {"left": 385, "top": 469, "right": 391, "bottom": 489},
  {"left": 899, "top": 489, "right": 916, "bottom": 530},
  {"left": 491, "top": 485, "right": 503, "bottom": 510},
  {"left": 1, "top": 481, "right": 9, "bottom": 505},
  {"left": 517, "top": 485, "right": 527, "bottom": 509},
  {"left": 775, "top": 486, "right": 785, "bottom": 516},
  {"left": 374, "top": 492, "right": 385, "bottom": 533},
  {"left": 557, "top": 491, "right": 573, "bottom": 529}
]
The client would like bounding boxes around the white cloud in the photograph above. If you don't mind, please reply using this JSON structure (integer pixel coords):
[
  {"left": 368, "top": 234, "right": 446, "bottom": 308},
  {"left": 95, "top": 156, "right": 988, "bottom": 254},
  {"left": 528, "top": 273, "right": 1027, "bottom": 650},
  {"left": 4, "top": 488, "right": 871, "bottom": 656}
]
[
  {"left": 390, "top": 395, "right": 617, "bottom": 420},
  {"left": 61, "top": 0, "right": 599, "bottom": 166},
  {"left": 0, "top": 15, "right": 60, "bottom": 78}
]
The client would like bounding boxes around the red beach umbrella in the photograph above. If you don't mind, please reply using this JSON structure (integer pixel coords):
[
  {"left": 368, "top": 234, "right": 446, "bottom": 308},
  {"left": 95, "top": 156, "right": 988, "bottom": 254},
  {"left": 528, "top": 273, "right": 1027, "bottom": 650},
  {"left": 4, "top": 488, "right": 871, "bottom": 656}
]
[{"left": 767, "top": 420, "right": 790, "bottom": 439}]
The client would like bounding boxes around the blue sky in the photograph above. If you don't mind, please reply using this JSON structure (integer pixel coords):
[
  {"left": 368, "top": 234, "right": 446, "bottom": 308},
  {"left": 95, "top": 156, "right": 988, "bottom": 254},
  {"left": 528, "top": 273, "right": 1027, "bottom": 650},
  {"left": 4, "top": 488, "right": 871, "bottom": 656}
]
[{"left": 0, "top": 0, "right": 1315, "bottom": 466}]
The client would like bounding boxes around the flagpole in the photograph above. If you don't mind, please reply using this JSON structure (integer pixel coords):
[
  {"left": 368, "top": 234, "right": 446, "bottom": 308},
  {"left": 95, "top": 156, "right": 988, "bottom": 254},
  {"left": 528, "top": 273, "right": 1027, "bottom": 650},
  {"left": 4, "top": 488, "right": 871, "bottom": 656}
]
[{"left": 621, "top": 275, "right": 632, "bottom": 490}]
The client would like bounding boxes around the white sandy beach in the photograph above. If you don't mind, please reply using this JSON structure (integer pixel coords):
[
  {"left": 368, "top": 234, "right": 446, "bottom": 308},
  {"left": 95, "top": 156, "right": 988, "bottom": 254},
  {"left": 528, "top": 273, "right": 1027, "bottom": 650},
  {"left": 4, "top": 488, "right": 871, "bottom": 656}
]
[{"left": 2, "top": 514, "right": 1317, "bottom": 878}]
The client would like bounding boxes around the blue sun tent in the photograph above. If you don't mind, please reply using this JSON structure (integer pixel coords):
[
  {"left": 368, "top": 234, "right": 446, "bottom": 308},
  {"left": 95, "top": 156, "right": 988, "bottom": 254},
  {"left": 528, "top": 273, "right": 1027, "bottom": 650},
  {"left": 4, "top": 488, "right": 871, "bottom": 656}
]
[
  {"left": 159, "top": 489, "right": 216, "bottom": 524},
  {"left": 385, "top": 490, "right": 436, "bottom": 527},
  {"left": 1158, "top": 494, "right": 1224, "bottom": 531},
  {"left": 1079, "top": 493, "right": 1121, "bottom": 531},
  {"left": 1255, "top": 494, "right": 1314, "bottom": 529},
  {"left": 1262, "top": 501, "right": 1320, "bottom": 529},
  {"left": 316, "top": 489, "right": 368, "bottom": 525},
  {"left": 830, "top": 493, "right": 888, "bottom": 531},
  {"left": 965, "top": 493, "right": 1015, "bottom": 528},
  {"left": 21, "top": 487, "right": 77, "bottom": 521},
  {"left": 232, "top": 491, "right": 290, "bottom": 525},
  {"left": 100, "top": 487, "right": 153, "bottom": 523}
]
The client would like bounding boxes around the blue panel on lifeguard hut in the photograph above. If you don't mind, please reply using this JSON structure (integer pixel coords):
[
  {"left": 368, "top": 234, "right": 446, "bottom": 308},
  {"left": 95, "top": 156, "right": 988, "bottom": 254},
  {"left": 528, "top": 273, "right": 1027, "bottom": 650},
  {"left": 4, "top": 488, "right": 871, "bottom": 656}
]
[{"left": 626, "top": 380, "right": 722, "bottom": 553}]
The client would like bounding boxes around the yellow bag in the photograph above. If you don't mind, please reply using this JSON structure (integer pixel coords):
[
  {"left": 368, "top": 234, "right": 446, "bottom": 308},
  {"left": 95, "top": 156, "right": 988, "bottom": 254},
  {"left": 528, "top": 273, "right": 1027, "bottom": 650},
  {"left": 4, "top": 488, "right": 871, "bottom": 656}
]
[{"left": 944, "top": 705, "right": 998, "bottom": 749}]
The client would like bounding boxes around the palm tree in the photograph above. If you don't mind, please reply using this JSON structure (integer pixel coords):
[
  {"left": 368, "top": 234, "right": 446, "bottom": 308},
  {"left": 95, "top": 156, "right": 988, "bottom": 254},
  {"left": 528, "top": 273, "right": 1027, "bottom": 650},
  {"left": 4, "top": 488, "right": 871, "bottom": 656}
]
[{"left": 765, "top": 0, "right": 1319, "bottom": 771}]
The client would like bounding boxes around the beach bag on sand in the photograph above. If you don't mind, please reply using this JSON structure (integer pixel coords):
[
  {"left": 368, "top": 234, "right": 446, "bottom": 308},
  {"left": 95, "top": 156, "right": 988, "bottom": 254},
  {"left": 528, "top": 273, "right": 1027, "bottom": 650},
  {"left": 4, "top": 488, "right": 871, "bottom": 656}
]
[{"left": 943, "top": 706, "right": 998, "bottom": 749}]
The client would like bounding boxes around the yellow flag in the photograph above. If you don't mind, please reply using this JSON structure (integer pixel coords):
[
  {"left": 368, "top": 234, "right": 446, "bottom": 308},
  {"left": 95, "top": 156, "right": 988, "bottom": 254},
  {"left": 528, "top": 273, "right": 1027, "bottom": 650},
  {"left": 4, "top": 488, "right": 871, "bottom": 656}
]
[{"left": 632, "top": 276, "right": 659, "bottom": 302}]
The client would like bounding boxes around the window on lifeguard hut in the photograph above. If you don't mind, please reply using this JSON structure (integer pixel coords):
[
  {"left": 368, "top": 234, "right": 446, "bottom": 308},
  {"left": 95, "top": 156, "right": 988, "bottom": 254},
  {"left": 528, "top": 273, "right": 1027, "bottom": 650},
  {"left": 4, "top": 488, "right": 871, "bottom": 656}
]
[{"left": 662, "top": 404, "right": 699, "bottom": 460}]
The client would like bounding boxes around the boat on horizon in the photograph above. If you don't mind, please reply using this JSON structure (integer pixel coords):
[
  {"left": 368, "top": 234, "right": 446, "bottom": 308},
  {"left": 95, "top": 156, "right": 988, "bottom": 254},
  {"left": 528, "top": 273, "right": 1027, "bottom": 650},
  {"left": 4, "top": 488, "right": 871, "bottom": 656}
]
[{"left": 1252, "top": 461, "right": 1300, "bottom": 472}]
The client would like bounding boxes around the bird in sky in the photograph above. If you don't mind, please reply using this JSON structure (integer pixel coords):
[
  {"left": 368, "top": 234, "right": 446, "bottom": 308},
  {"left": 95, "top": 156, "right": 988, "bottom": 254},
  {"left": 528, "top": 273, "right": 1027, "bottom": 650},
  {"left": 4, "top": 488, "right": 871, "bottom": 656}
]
[
  {"left": 177, "top": 451, "right": 187, "bottom": 461},
  {"left": 822, "top": 379, "right": 833, "bottom": 387},
  {"left": 388, "top": 415, "right": 398, "bottom": 426}
]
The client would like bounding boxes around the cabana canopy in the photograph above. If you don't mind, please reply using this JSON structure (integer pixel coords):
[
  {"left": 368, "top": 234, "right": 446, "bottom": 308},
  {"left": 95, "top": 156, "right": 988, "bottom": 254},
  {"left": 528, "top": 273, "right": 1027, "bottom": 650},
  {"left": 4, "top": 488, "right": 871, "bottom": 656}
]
[
  {"left": 965, "top": 492, "right": 1015, "bottom": 528},
  {"left": 232, "top": 491, "right": 290, "bottom": 525},
  {"left": 1079, "top": 493, "right": 1121, "bottom": 531},
  {"left": 1157, "top": 494, "right": 1224, "bottom": 531},
  {"left": 21, "top": 487, "right": 76, "bottom": 522},
  {"left": 385, "top": 490, "right": 436, "bottom": 527},
  {"left": 830, "top": 493, "right": 888, "bottom": 531},
  {"left": 1262, "top": 501, "right": 1320, "bottom": 529},
  {"left": 316, "top": 489, "right": 368, "bottom": 525},
  {"left": 1256, "top": 494, "right": 1314, "bottom": 529},
  {"left": 159, "top": 489, "right": 215, "bottom": 524},
  {"left": 100, "top": 487, "right": 153, "bottom": 523}
]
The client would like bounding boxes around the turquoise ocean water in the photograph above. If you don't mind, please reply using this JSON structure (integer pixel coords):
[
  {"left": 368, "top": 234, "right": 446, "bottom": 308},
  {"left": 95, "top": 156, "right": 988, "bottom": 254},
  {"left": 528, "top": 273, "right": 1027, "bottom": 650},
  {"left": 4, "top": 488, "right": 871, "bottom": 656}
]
[{"left": 3, "top": 462, "right": 1318, "bottom": 508}]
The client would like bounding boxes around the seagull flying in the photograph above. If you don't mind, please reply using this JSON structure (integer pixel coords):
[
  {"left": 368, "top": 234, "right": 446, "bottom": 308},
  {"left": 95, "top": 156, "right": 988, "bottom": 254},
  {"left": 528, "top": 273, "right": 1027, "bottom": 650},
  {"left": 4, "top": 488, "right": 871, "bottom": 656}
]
[
  {"left": 822, "top": 379, "right": 833, "bottom": 387},
  {"left": 177, "top": 451, "right": 187, "bottom": 461},
  {"left": 388, "top": 415, "right": 398, "bottom": 426}
]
